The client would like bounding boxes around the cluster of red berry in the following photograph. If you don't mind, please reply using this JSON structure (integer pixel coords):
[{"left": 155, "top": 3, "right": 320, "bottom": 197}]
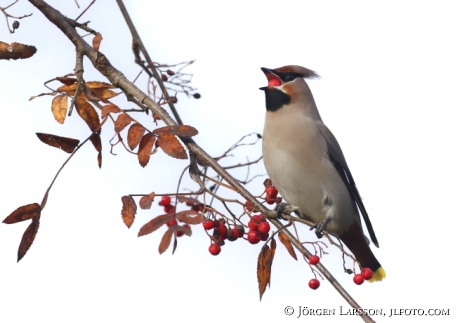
[
  {"left": 203, "top": 214, "right": 272, "bottom": 256},
  {"left": 265, "top": 185, "right": 278, "bottom": 204},
  {"left": 353, "top": 268, "right": 373, "bottom": 285},
  {"left": 159, "top": 195, "right": 190, "bottom": 237},
  {"left": 306, "top": 253, "right": 374, "bottom": 289},
  {"left": 159, "top": 195, "right": 173, "bottom": 214}
]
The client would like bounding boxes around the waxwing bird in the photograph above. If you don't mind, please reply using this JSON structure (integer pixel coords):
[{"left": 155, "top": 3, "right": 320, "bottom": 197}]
[{"left": 260, "top": 65, "right": 385, "bottom": 282}]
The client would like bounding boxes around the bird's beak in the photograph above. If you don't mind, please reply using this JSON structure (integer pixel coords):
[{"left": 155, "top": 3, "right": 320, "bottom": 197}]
[{"left": 261, "top": 67, "right": 283, "bottom": 87}]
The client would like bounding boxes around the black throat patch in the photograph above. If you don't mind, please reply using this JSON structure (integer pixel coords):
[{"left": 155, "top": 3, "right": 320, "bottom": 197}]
[{"left": 260, "top": 87, "right": 291, "bottom": 112}]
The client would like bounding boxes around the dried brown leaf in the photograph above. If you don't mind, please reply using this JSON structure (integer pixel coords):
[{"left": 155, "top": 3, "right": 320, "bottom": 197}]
[
  {"left": 153, "top": 125, "right": 198, "bottom": 137},
  {"left": 157, "top": 133, "right": 187, "bottom": 159},
  {"left": 159, "top": 226, "right": 174, "bottom": 254},
  {"left": 90, "top": 88, "right": 118, "bottom": 100},
  {"left": 121, "top": 196, "right": 136, "bottom": 228},
  {"left": 278, "top": 231, "right": 297, "bottom": 260},
  {"left": 269, "top": 238, "right": 277, "bottom": 286},
  {"left": 0, "top": 42, "right": 37, "bottom": 60},
  {"left": 101, "top": 104, "right": 120, "bottom": 118},
  {"left": 138, "top": 214, "right": 173, "bottom": 237},
  {"left": 3, "top": 203, "right": 41, "bottom": 224},
  {"left": 56, "top": 81, "right": 115, "bottom": 95},
  {"left": 138, "top": 133, "right": 156, "bottom": 167},
  {"left": 175, "top": 210, "right": 205, "bottom": 225},
  {"left": 114, "top": 114, "right": 132, "bottom": 133},
  {"left": 177, "top": 196, "right": 201, "bottom": 205},
  {"left": 18, "top": 217, "right": 40, "bottom": 261},
  {"left": 97, "top": 151, "right": 102, "bottom": 168},
  {"left": 89, "top": 133, "right": 102, "bottom": 152},
  {"left": 51, "top": 94, "right": 68, "bottom": 124},
  {"left": 92, "top": 33, "right": 103, "bottom": 51},
  {"left": 56, "top": 77, "right": 77, "bottom": 86},
  {"left": 257, "top": 245, "right": 271, "bottom": 300},
  {"left": 176, "top": 224, "right": 192, "bottom": 236},
  {"left": 86, "top": 82, "right": 115, "bottom": 89},
  {"left": 257, "top": 239, "right": 276, "bottom": 300},
  {"left": 127, "top": 123, "right": 145, "bottom": 150},
  {"left": 75, "top": 97, "right": 100, "bottom": 132},
  {"left": 139, "top": 192, "right": 155, "bottom": 210},
  {"left": 36, "top": 133, "right": 80, "bottom": 154}
]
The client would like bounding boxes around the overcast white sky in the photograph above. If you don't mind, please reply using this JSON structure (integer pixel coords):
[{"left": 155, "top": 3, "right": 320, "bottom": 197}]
[{"left": 1, "top": 1, "right": 460, "bottom": 322}]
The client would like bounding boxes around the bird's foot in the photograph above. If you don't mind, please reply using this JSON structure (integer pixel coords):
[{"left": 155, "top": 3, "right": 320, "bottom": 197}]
[
  {"left": 274, "top": 202, "right": 299, "bottom": 220},
  {"left": 310, "top": 217, "right": 331, "bottom": 239}
]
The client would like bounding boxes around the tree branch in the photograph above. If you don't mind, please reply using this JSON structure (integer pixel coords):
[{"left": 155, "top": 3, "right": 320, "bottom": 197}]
[{"left": 27, "top": 1, "right": 375, "bottom": 321}]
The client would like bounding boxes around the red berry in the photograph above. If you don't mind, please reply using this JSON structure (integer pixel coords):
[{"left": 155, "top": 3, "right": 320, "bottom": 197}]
[
  {"left": 265, "top": 185, "right": 278, "bottom": 198},
  {"left": 227, "top": 228, "right": 238, "bottom": 241},
  {"left": 164, "top": 204, "right": 174, "bottom": 214},
  {"left": 253, "top": 214, "right": 265, "bottom": 223},
  {"left": 208, "top": 243, "right": 221, "bottom": 256},
  {"left": 203, "top": 220, "right": 215, "bottom": 230},
  {"left": 160, "top": 195, "right": 171, "bottom": 206},
  {"left": 247, "top": 231, "right": 261, "bottom": 244},
  {"left": 245, "top": 200, "right": 253, "bottom": 212},
  {"left": 216, "top": 222, "right": 228, "bottom": 238},
  {"left": 309, "top": 255, "right": 320, "bottom": 265},
  {"left": 308, "top": 279, "right": 320, "bottom": 290},
  {"left": 353, "top": 274, "right": 364, "bottom": 285},
  {"left": 265, "top": 197, "right": 276, "bottom": 204},
  {"left": 361, "top": 268, "right": 373, "bottom": 280},
  {"left": 235, "top": 225, "right": 245, "bottom": 237},
  {"left": 166, "top": 218, "right": 177, "bottom": 227},
  {"left": 248, "top": 219, "right": 259, "bottom": 231},
  {"left": 260, "top": 232, "right": 269, "bottom": 241},
  {"left": 258, "top": 221, "right": 270, "bottom": 234},
  {"left": 161, "top": 74, "right": 168, "bottom": 81}
]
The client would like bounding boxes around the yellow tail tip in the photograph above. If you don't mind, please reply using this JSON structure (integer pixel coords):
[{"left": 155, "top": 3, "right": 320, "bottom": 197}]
[{"left": 368, "top": 267, "right": 386, "bottom": 283}]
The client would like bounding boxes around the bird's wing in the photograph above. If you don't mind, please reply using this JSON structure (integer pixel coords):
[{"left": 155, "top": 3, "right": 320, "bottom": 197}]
[{"left": 316, "top": 122, "right": 379, "bottom": 248}]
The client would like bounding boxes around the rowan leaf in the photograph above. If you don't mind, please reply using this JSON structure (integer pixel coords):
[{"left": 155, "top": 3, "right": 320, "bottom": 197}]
[
  {"left": 139, "top": 192, "right": 155, "bottom": 210},
  {"left": 89, "top": 133, "right": 102, "bottom": 152},
  {"left": 175, "top": 210, "right": 205, "bottom": 225},
  {"left": 90, "top": 88, "right": 118, "bottom": 101},
  {"left": 18, "top": 217, "right": 40, "bottom": 262},
  {"left": 138, "top": 133, "right": 156, "bottom": 167},
  {"left": 3, "top": 203, "right": 41, "bottom": 224},
  {"left": 177, "top": 196, "right": 201, "bottom": 205},
  {"left": 86, "top": 81, "right": 115, "bottom": 89},
  {"left": 153, "top": 125, "right": 198, "bottom": 137},
  {"left": 101, "top": 104, "right": 120, "bottom": 118},
  {"left": 159, "top": 226, "right": 174, "bottom": 254},
  {"left": 127, "top": 123, "right": 145, "bottom": 150},
  {"left": 0, "top": 42, "right": 37, "bottom": 60},
  {"left": 36, "top": 133, "right": 80, "bottom": 154},
  {"left": 92, "top": 32, "right": 103, "bottom": 51},
  {"left": 51, "top": 94, "right": 68, "bottom": 124},
  {"left": 257, "top": 239, "right": 276, "bottom": 300},
  {"left": 278, "top": 231, "right": 297, "bottom": 260},
  {"left": 114, "top": 114, "right": 132, "bottom": 133},
  {"left": 157, "top": 133, "right": 187, "bottom": 159},
  {"left": 56, "top": 77, "right": 77, "bottom": 86},
  {"left": 138, "top": 214, "right": 173, "bottom": 237},
  {"left": 121, "top": 196, "right": 136, "bottom": 228},
  {"left": 97, "top": 151, "right": 102, "bottom": 168},
  {"left": 176, "top": 224, "right": 192, "bottom": 236},
  {"left": 75, "top": 97, "right": 100, "bottom": 132}
]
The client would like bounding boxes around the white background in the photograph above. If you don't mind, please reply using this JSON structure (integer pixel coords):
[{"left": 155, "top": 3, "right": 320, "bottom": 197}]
[{"left": 1, "top": 1, "right": 459, "bottom": 322}]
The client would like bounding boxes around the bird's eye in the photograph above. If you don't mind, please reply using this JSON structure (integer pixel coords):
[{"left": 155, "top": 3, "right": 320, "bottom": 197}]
[{"left": 285, "top": 76, "right": 293, "bottom": 81}]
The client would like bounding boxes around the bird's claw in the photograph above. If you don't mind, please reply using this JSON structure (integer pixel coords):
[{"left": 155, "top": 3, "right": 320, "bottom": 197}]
[{"left": 310, "top": 217, "right": 331, "bottom": 239}]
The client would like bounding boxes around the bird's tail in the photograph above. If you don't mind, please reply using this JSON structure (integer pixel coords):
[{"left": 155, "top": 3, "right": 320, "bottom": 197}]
[{"left": 339, "top": 221, "right": 385, "bottom": 282}]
